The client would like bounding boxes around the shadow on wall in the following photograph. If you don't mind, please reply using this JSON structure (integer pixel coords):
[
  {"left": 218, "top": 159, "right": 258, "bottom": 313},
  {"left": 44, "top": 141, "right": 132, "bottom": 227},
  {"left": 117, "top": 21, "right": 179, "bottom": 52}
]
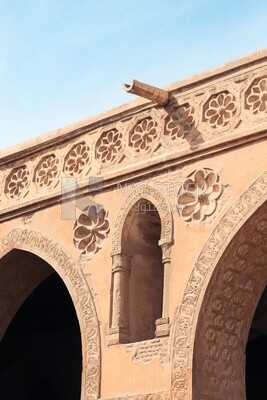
[{"left": 246, "top": 285, "right": 267, "bottom": 400}]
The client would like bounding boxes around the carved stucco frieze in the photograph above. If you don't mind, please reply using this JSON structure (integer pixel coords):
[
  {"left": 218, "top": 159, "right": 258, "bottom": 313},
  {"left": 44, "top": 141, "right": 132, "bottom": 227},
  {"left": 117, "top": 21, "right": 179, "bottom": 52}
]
[
  {"left": 171, "top": 170, "right": 267, "bottom": 400},
  {"left": 1, "top": 66, "right": 267, "bottom": 215},
  {"left": 0, "top": 228, "right": 101, "bottom": 400}
]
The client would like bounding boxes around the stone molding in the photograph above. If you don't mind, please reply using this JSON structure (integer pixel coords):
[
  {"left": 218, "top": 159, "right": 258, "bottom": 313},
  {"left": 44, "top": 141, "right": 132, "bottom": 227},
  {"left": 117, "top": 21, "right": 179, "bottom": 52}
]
[
  {"left": 171, "top": 170, "right": 267, "bottom": 399},
  {"left": 1, "top": 60, "right": 267, "bottom": 219},
  {"left": 0, "top": 228, "right": 100, "bottom": 400}
]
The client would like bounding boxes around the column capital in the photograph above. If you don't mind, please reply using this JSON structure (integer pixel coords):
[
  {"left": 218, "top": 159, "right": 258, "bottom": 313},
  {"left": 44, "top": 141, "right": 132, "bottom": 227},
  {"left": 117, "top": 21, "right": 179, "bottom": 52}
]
[
  {"left": 111, "top": 253, "right": 132, "bottom": 273},
  {"left": 159, "top": 242, "right": 171, "bottom": 264}
]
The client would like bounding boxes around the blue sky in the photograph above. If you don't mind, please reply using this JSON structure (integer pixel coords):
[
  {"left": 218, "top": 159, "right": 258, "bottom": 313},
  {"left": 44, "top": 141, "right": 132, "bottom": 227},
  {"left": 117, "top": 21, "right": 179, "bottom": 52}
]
[{"left": 1, "top": 0, "right": 267, "bottom": 150}]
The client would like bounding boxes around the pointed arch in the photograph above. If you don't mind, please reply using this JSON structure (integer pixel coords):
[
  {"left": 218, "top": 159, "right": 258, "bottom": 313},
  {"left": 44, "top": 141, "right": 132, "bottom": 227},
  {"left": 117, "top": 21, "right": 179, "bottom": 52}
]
[
  {"left": 0, "top": 228, "right": 100, "bottom": 400},
  {"left": 171, "top": 171, "right": 267, "bottom": 399}
]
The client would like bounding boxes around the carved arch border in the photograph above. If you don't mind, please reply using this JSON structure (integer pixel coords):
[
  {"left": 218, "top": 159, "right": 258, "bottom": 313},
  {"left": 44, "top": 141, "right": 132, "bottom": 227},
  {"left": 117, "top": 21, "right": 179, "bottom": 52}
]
[
  {"left": 0, "top": 228, "right": 100, "bottom": 400},
  {"left": 112, "top": 183, "right": 173, "bottom": 255},
  {"left": 171, "top": 171, "right": 267, "bottom": 399}
]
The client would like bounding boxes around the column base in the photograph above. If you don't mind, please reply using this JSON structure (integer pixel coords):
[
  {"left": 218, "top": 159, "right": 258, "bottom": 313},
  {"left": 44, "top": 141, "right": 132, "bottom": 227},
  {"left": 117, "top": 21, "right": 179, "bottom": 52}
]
[
  {"left": 155, "top": 317, "right": 170, "bottom": 337},
  {"left": 108, "top": 327, "right": 130, "bottom": 345}
]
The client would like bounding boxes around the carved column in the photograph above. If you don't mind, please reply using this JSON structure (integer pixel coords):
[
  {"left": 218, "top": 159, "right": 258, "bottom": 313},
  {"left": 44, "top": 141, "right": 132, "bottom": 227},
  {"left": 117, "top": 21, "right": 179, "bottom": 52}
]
[
  {"left": 155, "top": 242, "right": 171, "bottom": 337},
  {"left": 108, "top": 253, "right": 132, "bottom": 345}
]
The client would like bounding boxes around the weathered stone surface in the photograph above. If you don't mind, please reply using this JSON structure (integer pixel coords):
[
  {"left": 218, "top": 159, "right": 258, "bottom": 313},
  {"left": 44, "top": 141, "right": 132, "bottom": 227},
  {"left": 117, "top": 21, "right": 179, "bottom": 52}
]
[{"left": 0, "top": 49, "right": 267, "bottom": 399}]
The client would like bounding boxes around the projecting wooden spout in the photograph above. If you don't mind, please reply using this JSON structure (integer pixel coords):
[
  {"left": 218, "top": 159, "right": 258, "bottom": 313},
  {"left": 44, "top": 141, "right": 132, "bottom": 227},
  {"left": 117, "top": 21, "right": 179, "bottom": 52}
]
[{"left": 123, "top": 79, "right": 169, "bottom": 106}]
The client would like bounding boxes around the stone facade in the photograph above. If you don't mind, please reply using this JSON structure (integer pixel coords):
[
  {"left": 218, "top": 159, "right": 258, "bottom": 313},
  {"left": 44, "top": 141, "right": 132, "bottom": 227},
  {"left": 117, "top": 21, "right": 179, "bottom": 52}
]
[{"left": 0, "top": 49, "right": 267, "bottom": 399}]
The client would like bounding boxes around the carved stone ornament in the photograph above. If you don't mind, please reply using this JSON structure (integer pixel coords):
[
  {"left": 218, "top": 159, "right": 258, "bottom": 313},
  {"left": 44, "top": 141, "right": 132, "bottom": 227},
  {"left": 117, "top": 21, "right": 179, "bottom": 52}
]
[
  {"left": 34, "top": 154, "right": 59, "bottom": 188},
  {"left": 2, "top": 69, "right": 267, "bottom": 215},
  {"left": 0, "top": 228, "right": 100, "bottom": 400},
  {"left": 177, "top": 168, "right": 222, "bottom": 223},
  {"left": 193, "top": 202, "right": 267, "bottom": 400},
  {"left": 5, "top": 165, "right": 30, "bottom": 199},
  {"left": 164, "top": 103, "right": 195, "bottom": 141},
  {"left": 171, "top": 171, "right": 267, "bottom": 400},
  {"left": 96, "top": 129, "right": 123, "bottom": 164},
  {"left": 245, "top": 76, "right": 267, "bottom": 114},
  {"left": 203, "top": 91, "right": 236, "bottom": 128},
  {"left": 73, "top": 204, "right": 110, "bottom": 256},
  {"left": 129, "top": 117, "right": 158, "bottom": 154},
  {"left": 64, "top": 141, "right": 90, "bottom": 176}
]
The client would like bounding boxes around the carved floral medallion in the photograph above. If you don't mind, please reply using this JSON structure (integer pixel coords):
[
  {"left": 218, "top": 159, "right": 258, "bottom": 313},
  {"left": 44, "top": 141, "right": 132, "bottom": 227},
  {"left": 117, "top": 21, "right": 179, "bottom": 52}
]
[
  {"left": 64, "top": 142, "right": 90, "bottom": 176},
  {"left": 165, "top": 103, "right": 195, "bottom": 141},
  {"left": 5, "top": 166, "right": 30, "bottom": 199},
  {"left": 34, "top": 154, "right": 59, "bottom": 188},
  {"left": 177, "top": 168, "right": 222, "bottom": 223},
  {"left": 203, "top": 91, "right": 236, "bottom": 128},
  {"left": 73, "top": 204, "right": 110, "bottom": 256},
  {"left": 96, "top": 129, "right": 123, "bottom": 164},
  {"left": 245, "top": 76, "right": 267, "bottom": 114},
  {"left": 129, "top": 118, "right": 158, "bottom": 154}
]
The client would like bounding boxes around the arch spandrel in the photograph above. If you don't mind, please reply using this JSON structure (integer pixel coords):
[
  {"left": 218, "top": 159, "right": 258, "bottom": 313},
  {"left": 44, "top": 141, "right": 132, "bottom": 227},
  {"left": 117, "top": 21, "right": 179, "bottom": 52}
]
[
  {"left": 171, "top": 170, "right": 267, "bottom": 400},
  {"left": 111, "top": 183, "right": 173, "bottom": 255},
  {"left": 0, "top": 228, "right": 100, "bottom": 400}
]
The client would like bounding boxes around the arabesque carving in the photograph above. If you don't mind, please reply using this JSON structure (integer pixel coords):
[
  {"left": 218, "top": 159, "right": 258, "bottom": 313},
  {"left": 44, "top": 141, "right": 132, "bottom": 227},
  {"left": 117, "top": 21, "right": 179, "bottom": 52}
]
[
  {"left": 193, "top": 205, "right": 267, "bottom": 399},
  {"left": 171, "top": 171, "right": 267, "bottom": 400},
  {"left": 0, "top": 228, "right": 100, "bottom": 400}
]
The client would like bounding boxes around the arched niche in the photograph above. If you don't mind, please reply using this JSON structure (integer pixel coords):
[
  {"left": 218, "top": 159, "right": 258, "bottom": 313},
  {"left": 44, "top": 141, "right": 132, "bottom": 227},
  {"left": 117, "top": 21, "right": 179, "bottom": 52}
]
[
  {"left": 0, "top": 228, "right": 100, "bottom": 400},
  {"left": 109, "top": 184, "right": 173, "bottom": 345}
]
